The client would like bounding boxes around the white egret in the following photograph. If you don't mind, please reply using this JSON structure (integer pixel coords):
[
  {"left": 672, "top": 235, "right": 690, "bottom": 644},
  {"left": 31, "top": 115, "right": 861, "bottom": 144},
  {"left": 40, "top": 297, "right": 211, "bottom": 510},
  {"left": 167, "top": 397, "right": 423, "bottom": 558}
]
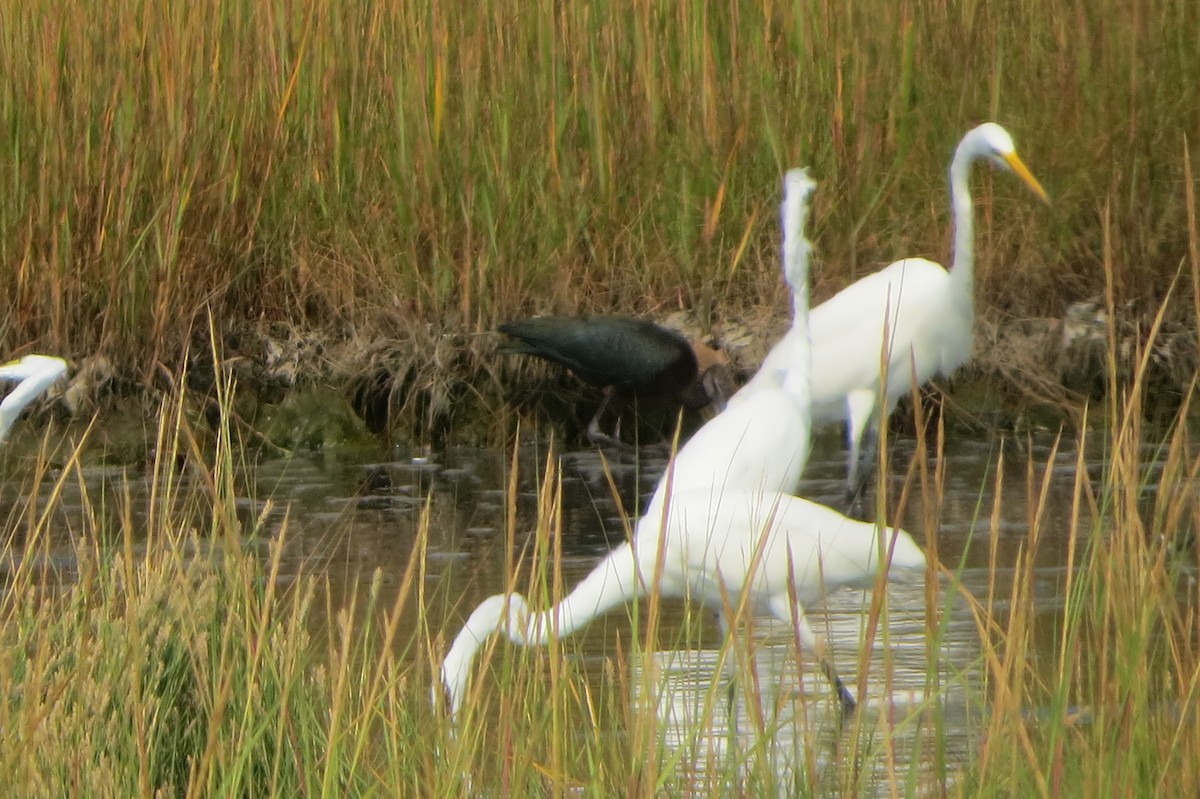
[
  {"left": 732, "top": 123, "right": 1049, "bottom": 511},
  {"left": 642, "top": 167, "right": 818, "bottom": 503},
  {"left": 438, "top": 486, "right": 926, "bottom": 719},
  {"left": 0, "top": 355, "right": 69, "bottom": 442},
  {"left": 438, "top": 171, "right": 927, "bottom": 720}
]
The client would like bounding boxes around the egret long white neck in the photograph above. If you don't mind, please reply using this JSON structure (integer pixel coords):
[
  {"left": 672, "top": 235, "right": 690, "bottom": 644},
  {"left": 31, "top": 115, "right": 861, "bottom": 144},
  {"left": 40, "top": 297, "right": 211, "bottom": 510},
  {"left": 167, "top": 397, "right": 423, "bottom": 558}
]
[
  {"left": 947, "top": 140, "right": 977, "bottom": 298},
  {"left": 502, "top": 543, "right": 640, "bottom": 646},
  {"left": 779, "top": 169, "right": 815, "bottom": 416},
  {"left": 440, "top": 542, "right": 642, "bottom": 718}
]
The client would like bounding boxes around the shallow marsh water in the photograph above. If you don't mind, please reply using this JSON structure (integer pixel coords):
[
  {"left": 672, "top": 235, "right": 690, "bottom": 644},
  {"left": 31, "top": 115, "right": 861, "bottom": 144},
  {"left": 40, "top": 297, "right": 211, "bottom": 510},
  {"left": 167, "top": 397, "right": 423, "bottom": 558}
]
[{"left": 0, "top": 424, "right": 1190, "bottom": 794}]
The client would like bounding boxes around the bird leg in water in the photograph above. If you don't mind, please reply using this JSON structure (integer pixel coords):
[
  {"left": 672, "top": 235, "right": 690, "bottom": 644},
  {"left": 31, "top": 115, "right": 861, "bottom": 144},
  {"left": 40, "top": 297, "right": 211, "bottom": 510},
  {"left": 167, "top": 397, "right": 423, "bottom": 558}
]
[
  {"left": 584, "top": 387, "right": 636, "bottom": 450},
  {"left": 713, "top": 610, "right": 742, "bottom": 734},
  {"left": 844, "top": 425, "right": 879, "bottom": 520},
  {"left": 824, "top": 661, "right": 858, "bottom": 715},
  {"left": 775, "top": 597, "right": 858, "bottom": 715},
  {"left": 803, "top": 625, "right": 858, "bottom": 714}
]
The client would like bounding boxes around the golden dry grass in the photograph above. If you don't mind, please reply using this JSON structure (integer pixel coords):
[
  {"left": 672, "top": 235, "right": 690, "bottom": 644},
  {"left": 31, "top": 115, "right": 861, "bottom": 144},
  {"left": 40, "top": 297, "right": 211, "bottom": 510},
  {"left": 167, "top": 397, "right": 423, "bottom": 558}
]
[{"left": 1, "top": 0, "right": 1197, "bottom": 395}]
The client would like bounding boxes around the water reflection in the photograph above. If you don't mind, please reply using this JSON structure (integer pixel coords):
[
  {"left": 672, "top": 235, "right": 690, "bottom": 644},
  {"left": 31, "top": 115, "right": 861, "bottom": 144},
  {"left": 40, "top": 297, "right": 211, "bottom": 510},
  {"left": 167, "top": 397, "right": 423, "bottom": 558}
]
[
  {"left": 0, "top": 426, "right": 1143, "bottom": 793},
  {"left": 633, "top": 576, "right": 951, "bottom": 795}
]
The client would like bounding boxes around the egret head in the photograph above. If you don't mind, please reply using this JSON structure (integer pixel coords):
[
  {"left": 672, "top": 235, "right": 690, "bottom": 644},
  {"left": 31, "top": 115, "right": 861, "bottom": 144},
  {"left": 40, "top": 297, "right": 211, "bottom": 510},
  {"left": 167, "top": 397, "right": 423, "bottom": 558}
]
[
  {"left": 965, "top": 123, "right": 1050, "bottom": 204},
  {"left": 780, "top": 168, "right": 817, "bottom": 238},
  {"left": 438, "top": 592, "right": 534, "bottom": 720},
  {"left": 882, "top": 525, "right": 928, "bottom": 572}
]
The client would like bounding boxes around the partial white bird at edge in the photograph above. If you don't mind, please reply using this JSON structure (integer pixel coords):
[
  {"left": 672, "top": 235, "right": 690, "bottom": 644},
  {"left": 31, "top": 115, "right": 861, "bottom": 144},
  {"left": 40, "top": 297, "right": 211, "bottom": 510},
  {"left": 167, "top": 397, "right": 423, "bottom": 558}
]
[{"left": 0, "top": 355, "right": 69, "bottom": 443}]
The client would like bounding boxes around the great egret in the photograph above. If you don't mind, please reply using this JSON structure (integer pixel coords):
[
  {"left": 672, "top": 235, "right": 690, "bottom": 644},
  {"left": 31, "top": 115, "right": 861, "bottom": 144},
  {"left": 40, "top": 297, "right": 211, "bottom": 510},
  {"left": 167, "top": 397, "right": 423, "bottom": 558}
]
[
  {"left": 438, "top": 171, "right": 927, "bottom": 720},
  {"left": 0, "top": 355, "right": 69, "bottom": 442},
  {"left": 438, "top": 486, "right": 926, "bottom": 719},
  {"left": 497, "top": 316, "right": 731, "bottom": 447},
  {"left": 733, "top": 123, "right": 1049, "bottom": 511},
  {"left": 641, "top": 168, "right": 818, "bottom": 502}
]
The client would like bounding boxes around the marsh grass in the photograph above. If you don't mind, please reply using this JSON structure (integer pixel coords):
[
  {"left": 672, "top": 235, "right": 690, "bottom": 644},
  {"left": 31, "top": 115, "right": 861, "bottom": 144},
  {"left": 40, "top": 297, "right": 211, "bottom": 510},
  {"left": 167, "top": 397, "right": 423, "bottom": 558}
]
[
  {"left": 2, "top": 0, "right": 1198, "bottom": 378},
  {"left": 2, "top": 364, "right": 1197, "bottom": 797},
  {"left": 1, "top": 254, "right": 1199, "bottom": 794}
]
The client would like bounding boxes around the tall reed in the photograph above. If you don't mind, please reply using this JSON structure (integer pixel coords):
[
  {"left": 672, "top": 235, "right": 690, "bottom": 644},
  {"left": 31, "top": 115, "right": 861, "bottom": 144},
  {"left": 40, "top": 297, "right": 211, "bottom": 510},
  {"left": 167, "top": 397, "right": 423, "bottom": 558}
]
[
  {"left": 2, "top": 0, "right": 1197, "bottom": 372},
  {"left": 1, "top": 287, "right": 1198, "bottom": 795},
  {"left": 0, "top": 398, "right": 1197, "bottom": 795}
]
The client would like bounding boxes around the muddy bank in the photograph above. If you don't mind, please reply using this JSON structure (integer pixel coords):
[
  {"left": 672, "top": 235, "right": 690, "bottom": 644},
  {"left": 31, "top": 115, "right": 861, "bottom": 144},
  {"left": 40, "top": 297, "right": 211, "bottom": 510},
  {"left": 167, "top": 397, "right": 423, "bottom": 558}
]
[
  {"left": 236, "top": 299, "right": 1200, "bottom": 440},
  {"left": 8, "top": 299, "right": 1198, "bottom": 463}
]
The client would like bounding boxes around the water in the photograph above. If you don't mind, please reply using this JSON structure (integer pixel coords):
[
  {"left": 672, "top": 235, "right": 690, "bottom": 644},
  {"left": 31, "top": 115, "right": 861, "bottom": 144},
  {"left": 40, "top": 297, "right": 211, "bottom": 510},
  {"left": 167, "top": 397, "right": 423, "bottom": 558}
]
[{"left": 0, "top": 425, "right": 1183, "bottom": 793}]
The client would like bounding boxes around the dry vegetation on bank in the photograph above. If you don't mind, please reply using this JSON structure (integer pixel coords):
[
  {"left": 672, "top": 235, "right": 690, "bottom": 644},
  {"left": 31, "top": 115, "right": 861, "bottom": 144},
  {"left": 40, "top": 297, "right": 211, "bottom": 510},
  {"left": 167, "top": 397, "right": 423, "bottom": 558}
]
[
  {"left": 1, "top": 0, "right": 1198, "bottom": 438},
  {"left": 0, "top": 325, "right": 1197, "bottom": 797},
  {"left": 2, "top": 4, "right": 1198, "bottom": 790}
]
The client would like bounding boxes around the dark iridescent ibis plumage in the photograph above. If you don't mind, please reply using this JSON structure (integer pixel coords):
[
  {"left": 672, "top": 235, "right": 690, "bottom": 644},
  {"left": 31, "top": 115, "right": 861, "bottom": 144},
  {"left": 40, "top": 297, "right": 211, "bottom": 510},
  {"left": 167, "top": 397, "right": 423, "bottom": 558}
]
[{"left": 497, "top": 316, "right": 728, "bottom": 447}]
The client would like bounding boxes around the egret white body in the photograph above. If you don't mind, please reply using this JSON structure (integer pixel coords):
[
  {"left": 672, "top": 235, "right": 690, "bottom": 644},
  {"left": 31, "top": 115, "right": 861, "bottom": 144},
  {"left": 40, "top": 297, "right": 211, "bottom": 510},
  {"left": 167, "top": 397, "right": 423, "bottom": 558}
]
[
  {"left": 0, "top": 355, "right": 69, "bottom": 442},
  {"left": 644, "top": 168, "right": 817, "bottom": 504},
  {"left": 438, "top": 171, "right": 927, "bottom": 721},
  {"left": 732, "top": 123, "right": 1049, "bottom": 509},
  {"left": 439, "top": 487, "right": 926, "bottom": 719}
]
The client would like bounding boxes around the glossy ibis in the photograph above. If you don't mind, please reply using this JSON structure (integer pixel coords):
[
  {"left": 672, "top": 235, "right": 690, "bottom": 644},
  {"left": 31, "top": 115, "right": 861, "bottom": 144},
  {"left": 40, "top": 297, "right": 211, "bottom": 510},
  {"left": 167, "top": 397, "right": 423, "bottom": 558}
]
[
  {"left": 439, "top": 170, "right": 927, "bottom": 721},
  {"left": 497, "top": 315, "right": 727, "bottom": 447}
]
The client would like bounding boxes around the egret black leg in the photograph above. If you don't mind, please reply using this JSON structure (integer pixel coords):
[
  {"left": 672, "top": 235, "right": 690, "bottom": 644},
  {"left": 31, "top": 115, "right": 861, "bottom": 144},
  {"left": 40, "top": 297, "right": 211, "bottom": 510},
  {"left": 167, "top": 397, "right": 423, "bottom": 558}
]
[
  {"left": 825, "top": 663, "right": 858, "bottom": 715},
  {"left": 712, "top": 610, "right": 743, "bottom": 737},
  {"left": 844, "top": 425, "right": 879, "bottom": 520},
  {"left": 773, "top": 599, "right": 860, "bottom": 718}
]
